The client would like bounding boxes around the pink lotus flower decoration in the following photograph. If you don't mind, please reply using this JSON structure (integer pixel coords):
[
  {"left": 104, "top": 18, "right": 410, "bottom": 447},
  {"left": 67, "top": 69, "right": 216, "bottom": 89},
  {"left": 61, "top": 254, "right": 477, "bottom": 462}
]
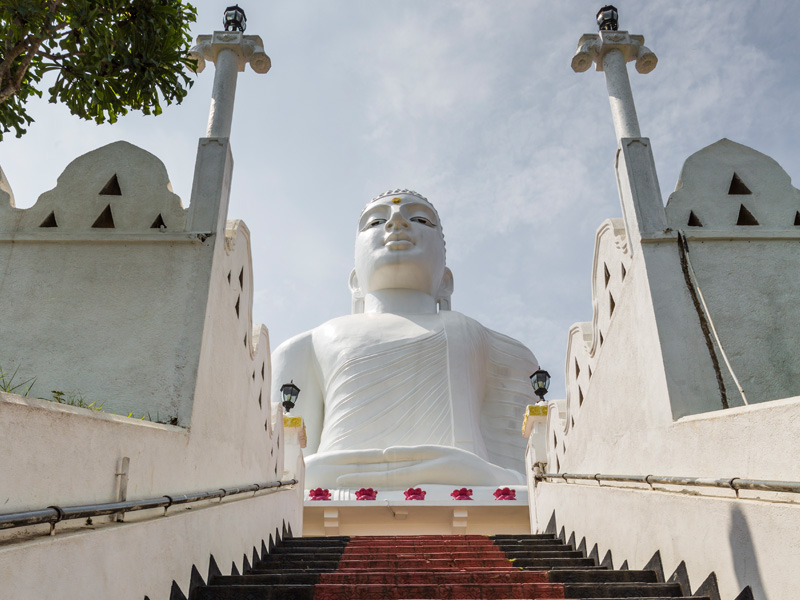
[
  {"left": 451, "top": 487, "right": 473, "bottom": 500},
  {"left": 308, "top": 487, "right": 331, "bottom": 501},
  {"left": 355, "top": 487, "right": 377, "bottom": 501},
  {"left": 404, "top": 487, "right": 426, "bottom": 500},
  {"left": 493, "top": 487, "right": 516, "bottom": 500}
]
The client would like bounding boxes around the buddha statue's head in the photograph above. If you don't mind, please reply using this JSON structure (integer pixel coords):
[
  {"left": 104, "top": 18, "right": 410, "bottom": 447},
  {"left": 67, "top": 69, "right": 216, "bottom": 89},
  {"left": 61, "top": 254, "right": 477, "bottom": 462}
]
[{"left": 350, "top": 189, "right": 453, "bottom": 313}]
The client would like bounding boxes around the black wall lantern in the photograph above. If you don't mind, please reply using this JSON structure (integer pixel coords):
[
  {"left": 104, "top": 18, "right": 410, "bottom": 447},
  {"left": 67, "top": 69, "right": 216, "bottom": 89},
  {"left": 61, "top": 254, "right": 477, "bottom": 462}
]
[
  {"left": 596, "top": 5, "right": 619, "bottom": 31},
  {"left": 223, "top": 5, "right": 247, "bottom": 32},
  {"left": 530, "top": 369, "right": 551, "bottom": 400},
  {"left": 280, "top": 381, "right": 300, "bottom": 413}
]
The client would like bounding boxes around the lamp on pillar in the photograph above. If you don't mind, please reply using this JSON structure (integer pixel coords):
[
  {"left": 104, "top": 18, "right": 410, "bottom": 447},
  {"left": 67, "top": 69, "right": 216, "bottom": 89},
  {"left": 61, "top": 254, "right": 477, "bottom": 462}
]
[
  {"left": 570, "top": 7, "right": 657, "bottom": 141},
  {"left": 530, "top": 369, "right": 551, "bottom": 401},
  {"left": 280, "top": 381, "right": 301, "bottom": 413},
  {"left": 596, "top": 5, "right": 619, "bottom": 31},
  {"left": 223, "top": 5, "right": 247, "bottom": 32},
  {"left": 188, "top": 7, "right": 270, "bottom": 139}
]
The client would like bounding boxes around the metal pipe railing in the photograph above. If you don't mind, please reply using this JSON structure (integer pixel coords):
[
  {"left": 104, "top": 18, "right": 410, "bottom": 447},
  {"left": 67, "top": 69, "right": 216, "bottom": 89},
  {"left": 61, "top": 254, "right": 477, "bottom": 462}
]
[
  {"left": 535, "top": 473, "right": 800, "bottom": 495},
  {"left": 0, "top": 478, "right": 298, "bottom": 532}
]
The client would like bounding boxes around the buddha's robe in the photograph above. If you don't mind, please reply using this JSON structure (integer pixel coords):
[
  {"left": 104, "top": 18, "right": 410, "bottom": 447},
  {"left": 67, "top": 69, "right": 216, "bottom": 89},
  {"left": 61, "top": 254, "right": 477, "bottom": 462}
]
[{"left": 276, "top": 311, "right": 537, "bottom": 488}]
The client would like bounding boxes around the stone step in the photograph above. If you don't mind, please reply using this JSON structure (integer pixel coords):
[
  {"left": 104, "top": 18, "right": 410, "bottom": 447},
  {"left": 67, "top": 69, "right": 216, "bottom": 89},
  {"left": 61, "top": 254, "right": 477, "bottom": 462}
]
[
  {"left": 495, "top": 539, "right": 573, "bottom": 547},
  {"left": 197, "top": 582, "right": 567, "bottom": 600},
  {"left": 491, "top": 534, "right": 557, "bottom": 540},
  {"left": 319, "top": 570, "right": 551, "bottom": 585},
  {"left": 335, "top": 558, "right": 514, "bottom": 570},
  {"left": 562, "top": 582, "right": 684, "bottom": 598},
  {"left": 191, "top": 584, "right": 314, "bottom": 600},
  {"left": 338, "top": 550, "right": 509, "bottom": 560},
  {"left": 548, "top": 569, "right": 659, "bottom": 583},
  {"left": 504, "top": 550, "right": 585, "bottom": 559},
  {"left": 512, "top": 557, "right": 597, "bottom": 568}
]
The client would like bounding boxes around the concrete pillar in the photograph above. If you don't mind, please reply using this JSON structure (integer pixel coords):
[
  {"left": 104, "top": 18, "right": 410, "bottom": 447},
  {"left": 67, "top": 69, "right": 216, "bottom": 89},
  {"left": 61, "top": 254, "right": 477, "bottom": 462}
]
[
  {"left": 602, "top": 48, "right": 641, "bottom": 140},
  {"left": 207, "top": 48, "right": 241, "bottom": 138}
]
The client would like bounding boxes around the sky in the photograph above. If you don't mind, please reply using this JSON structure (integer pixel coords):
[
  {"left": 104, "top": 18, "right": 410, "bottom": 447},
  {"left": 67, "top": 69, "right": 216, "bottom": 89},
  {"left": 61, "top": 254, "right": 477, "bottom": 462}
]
[{"left": 2, "top": 1, "right": 798, "bottom": 400}]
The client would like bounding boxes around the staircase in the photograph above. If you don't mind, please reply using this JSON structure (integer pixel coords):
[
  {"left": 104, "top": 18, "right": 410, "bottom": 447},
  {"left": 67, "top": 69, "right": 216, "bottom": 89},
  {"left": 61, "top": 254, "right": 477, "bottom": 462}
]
[{"left": 190, "top": 534, "right": 710, "bottom": 599}]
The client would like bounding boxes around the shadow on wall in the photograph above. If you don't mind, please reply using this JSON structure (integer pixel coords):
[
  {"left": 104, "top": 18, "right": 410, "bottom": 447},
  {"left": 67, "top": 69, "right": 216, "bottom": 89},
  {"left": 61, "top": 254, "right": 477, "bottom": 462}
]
[{"left": 729, "top": 505, "right": 761, "bottom": 600}]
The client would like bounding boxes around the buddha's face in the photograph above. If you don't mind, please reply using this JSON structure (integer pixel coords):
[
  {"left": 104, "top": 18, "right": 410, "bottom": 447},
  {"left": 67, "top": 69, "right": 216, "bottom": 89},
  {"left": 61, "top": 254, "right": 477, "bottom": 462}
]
[{"left": 355, "top": 193, "right": 446, "bottom": 296}]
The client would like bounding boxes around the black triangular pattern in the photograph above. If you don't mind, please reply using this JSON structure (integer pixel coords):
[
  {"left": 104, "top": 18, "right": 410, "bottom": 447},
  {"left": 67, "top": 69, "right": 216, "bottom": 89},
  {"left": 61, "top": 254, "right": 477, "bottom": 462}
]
[
  {"left": 207, "top": 555, "right": 222, "bottom": 584},
  {"left": 235, "top": 296, "right": 240, "bottom": 318},
  {"left": 239, "top": 267, "right": 244, "bottom": 289},
  {"left": 243, "top": 333, "right": 248, "bottom": 348},
  {"left": 258, "top": 391, "right": 262, "bottom": 408},
  {"left": 736, "top": 204, "right": 759, "bottom": 226},
  {"left": 728, "top": 173, "right": 751, "bottom": 195},
  {"left": 603, "top": 263, "right": 610, "bottom": 287},
  {"left": 687, "top": 211, "right": 703, "bottom": 227},
  {"left": 39, "top": 211, "right": 58, "bottom": 227},
  {"left": 92, "top": 204, "right": 115, "bottom": 228},
  {"left": 188, "top": 565, "right": 205, "bottom": 596},
  {"left": 609, "top": 293, "right": 615, "bottom": 316},
  {"left": 169, "top": 581, "right": 187, "bottom": 600},
  {"left": 794, "top": 211, "right": 800, "bottom": 226},
  {"left": 99, "top": 174, "right": 122, "bottom": 196},
  {"left": 150, "top": 214, "right": 166, "bottom": 229},
  {"left": 230, "top": 562, "right": 240, "bottom": 577}
]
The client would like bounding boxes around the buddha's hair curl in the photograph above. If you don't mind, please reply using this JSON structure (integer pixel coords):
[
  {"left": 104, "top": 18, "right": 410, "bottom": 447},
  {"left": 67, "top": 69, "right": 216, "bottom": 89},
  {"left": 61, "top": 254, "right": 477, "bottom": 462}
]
[{"left": 362, "top": 188, "right": 446, "bottom": 254}]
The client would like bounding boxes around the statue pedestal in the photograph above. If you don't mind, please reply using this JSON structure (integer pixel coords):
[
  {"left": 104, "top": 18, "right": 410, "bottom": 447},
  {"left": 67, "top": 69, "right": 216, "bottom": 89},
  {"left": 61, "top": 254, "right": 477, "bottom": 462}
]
[{"left": 303, "top": 485, "right": 530, "bottom": 536}]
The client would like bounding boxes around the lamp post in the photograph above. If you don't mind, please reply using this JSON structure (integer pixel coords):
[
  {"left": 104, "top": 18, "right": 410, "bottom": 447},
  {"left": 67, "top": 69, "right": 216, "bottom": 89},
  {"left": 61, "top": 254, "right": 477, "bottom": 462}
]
[
  {"left": 189, "top": 6, "right": 270, "bottom": 139},
  {"left": 530, "top": 369, "right": 551, "bottom": 401},
  {"left": 280, "top": 381, "right": 301, "bottom": 413},
  {"left": 570, "top": 6, "right": 657, "bottom": 142}
]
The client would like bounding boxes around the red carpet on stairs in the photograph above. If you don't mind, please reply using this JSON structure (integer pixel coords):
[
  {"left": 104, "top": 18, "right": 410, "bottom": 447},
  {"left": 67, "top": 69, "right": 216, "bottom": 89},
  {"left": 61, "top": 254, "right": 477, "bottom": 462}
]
[
  {"left": 314, "top": 535, "right": 564, "bottom": 600},
  {"left": 191, "top": 533, "right": 698, "bottom": 599}
]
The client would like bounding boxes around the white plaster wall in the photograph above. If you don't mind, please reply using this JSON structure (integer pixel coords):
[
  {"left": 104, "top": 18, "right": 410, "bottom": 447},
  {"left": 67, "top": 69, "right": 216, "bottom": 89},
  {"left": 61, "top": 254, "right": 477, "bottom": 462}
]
[
  {"left": 0, "top": 142, "right": 206, "bottom": 423},
  {"left": 528, "top": 139, "right": 800, "bottom": 600},
  {"left": 0, "top": 488, "right": 303, "bottom": 600},
  {"left": 664, "top": 139, "right": 800, "bottom": 406},
  {"left": 0, "top": 137, "right": 304, "bottom": 598},
  {"left": 533, "top": 482, "right": 799, "bottom": 600},
  {"left": 0, "top": 222, "right": 286, "bottom": 513}
]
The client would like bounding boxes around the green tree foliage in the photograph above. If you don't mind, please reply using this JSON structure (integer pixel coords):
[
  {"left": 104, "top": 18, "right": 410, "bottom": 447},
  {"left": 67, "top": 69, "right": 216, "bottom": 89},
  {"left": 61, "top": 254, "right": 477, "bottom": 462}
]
[{"left": 0, "top": 0, "right": 198, "bottom": 139}]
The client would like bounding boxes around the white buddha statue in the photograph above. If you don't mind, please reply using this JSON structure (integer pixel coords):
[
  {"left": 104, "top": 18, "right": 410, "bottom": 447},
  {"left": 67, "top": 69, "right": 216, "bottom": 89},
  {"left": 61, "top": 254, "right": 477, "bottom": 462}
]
[{"left": 271, "top": 189, "right": 538, "bottom": 490}]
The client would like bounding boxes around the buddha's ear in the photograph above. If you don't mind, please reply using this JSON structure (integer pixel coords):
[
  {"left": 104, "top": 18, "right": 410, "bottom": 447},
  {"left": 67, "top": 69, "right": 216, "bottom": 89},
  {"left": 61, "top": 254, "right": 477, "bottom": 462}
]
[
  {"left": 349, "top": 269, "right": 365, "bottom": 314},
  {"left": 436, "top": 267, "right": 454, "bottom": 311}
]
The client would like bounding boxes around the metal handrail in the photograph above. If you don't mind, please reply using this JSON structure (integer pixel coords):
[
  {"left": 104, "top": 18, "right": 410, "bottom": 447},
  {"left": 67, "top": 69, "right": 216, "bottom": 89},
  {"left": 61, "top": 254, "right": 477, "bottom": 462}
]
[
  {"left": 535, "top": 473, "right": 800, "bottom": 494},
  {"left": 0, "top": 478, "right": 298, "bottom": 531}
]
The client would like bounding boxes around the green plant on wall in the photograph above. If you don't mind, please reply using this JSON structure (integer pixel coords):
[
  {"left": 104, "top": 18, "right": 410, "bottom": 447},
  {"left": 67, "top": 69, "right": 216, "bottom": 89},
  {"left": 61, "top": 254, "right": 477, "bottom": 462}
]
[
  {"left": 1, "top": 363, "right": 178, "bottom": 424},
  {"left": 50, "top": 389, "right": 104, "bottom": 412},
  {"left": 0, "top": 365, "right": 35, "bottom": 396}
]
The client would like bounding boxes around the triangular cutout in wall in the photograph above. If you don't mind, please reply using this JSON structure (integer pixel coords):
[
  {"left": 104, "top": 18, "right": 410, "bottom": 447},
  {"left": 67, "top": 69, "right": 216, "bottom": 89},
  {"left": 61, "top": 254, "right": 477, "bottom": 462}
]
[
  {"left": 794, "top": 211, "right": 800, "bottom": 226},
  {"left": 150, "top": 214, "right": 166, "bottom": 229},
  {"left": 736, "top": 204, "right": 759, "bottom": 226},
  {"left": 99, "top": 174, "right": 122, "bottom": 196},
  {"left": 687, "top": 211, "right": 703, "bottom": 227},
  {"left": 39, "top": 211, "right": 58, "bottom": 227},
  {"left": 92, "top": 204, "right": 115, "bottom": 228},
  {"left": 728, "top": 173, "right": 751, "bottom": 195}
]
